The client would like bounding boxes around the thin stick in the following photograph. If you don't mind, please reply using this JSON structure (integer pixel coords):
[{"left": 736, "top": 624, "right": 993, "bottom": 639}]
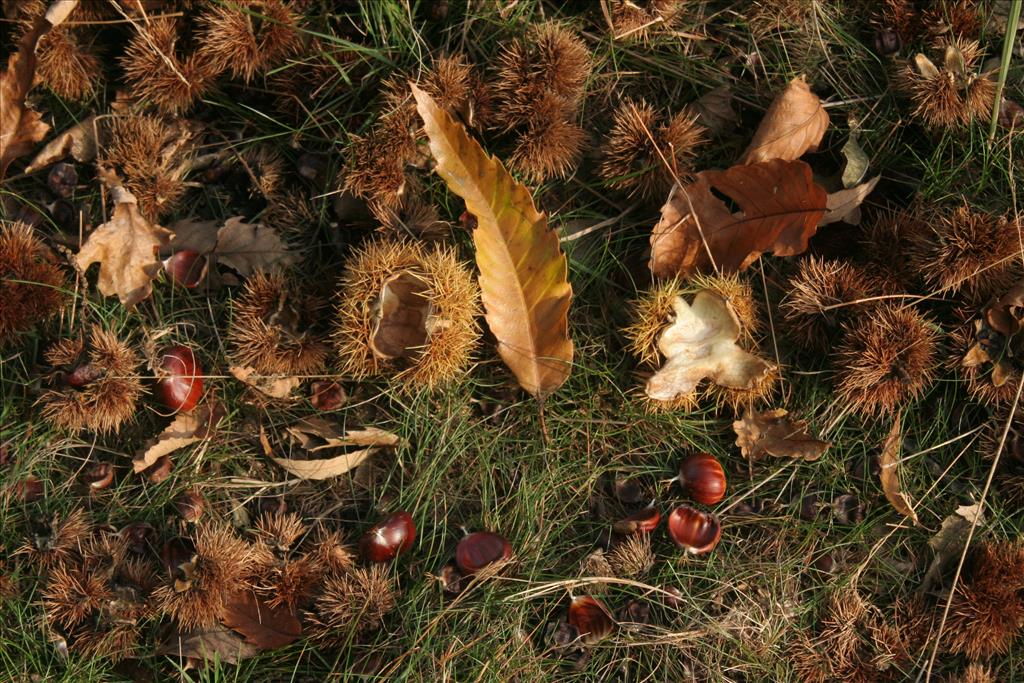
[{"left": 988, "top": 0, "right": 1021, "bottom": 141}]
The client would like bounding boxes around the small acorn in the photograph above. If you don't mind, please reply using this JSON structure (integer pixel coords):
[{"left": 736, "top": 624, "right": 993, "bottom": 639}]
[
  {"left": 675, "top": 452, "right": 727, "bottom": 505},
  {"left": 155, "top": 345, "right": 204, "bottom": 413},
  {"left": 667, "top": 506, "right": 721, "bottom": 555},
  {"left": 455, "top": 531, "right": 512, "bottom": 575},
  {"left": 360, "top": 511, "right": 416, "bottom": 563}
]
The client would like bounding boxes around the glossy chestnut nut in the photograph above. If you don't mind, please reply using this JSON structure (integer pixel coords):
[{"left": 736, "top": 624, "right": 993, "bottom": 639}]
[
  {"left": 360, "top": 511, "right": 416, "bottom": 563},
  {"left": 568, "top": 595, "right": 615, "bottom": 644},
  {"left": 163, "top": 250, "right": 208, "bottom": 288},
  {"left": 82, "top": 462, "right": 114, "bottom": 491},
  {"left": 667, "top": 505, "right": 721, "bottom": 555},
  {"left": 612, "top": 506, "right": 661, "bottom": 535},
  {"left": 455, "top": 531, "right": 512, "bottom": 574},
  {"left": 156, "top": 345, "right": 203, "bottom": 413},
  {"left": 175, "top": 488, "right": 205, "bottom": 523},
  {"left": 676, "top": 452, "right": 726, "bottom": 505}
]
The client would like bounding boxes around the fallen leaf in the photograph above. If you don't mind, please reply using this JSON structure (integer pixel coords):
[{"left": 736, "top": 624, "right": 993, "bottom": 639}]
[
  {"left": 646, "top": 291, "right": 773, "bottom": 402},
  {"left": 75, "top": 169, "right": 172, "bottom": 307},
  {"left": 879, "top": 415, "right": 919, "bottom": 525},
  {"left": 733, "top": 407, "right": 830, "bottom": 462},
  {"left": 167, "top": 217, "right": 220, "bottom": 255},
  {"left": 412, "top": 83, "right": 573, "bottom": 398},
  {"left": 649, "top": 159, "right": 827, "bottom": 277},
  {"left": 690, "top": 85, "right": 737, "bottom": 135},
  {"left": 0, "top": 2, "right": 79, "bottom": 177},
  {"left": 921, "top": 503, "right": 985, "bottom": 593},
  {"left": 840, "top": 133, "right": 869, "bottom": 188},
  {"left": 133, "top": 403, "right": 225, "bottom": 473},
  {"left": 24, "top": 115, "right": 98, "bottom": 173},
  {"left": 270, "top": 419, "right": 401, "bottom": 480},
  {"left": 229, "top": 365, "right": 300, "bottom": 399},
  {"left": 220, "top": 590, "right": 301, "bottom": 650},
  {"left": 213, "top": 217, "right": 294, "bottom": 277},
  {"left": 819, "top": 175, "right": 880, "bottom": 226},
  {"left": 158, "top": 624, "right": 258, "bottom": 664},
  {"left": 739, "top": 76, "right": 829, "bottom": 165}
]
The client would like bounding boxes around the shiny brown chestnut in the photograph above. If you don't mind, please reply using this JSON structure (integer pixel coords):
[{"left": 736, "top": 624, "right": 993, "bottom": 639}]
[
  {"left": 667, "top": 505, "right": 721, "bottom": 555},
  {"left": 156, "top": 345, "right": 204, "bottom": 413},
  {"left": 163, "top": 250, "right": 208, "bottom": 289},
  {"left": 82, "top": 462, "right": 114, "bottom": 491},
  {"left": 175, "top": 488, "right": 205, "bottom": 523},
  {"left": 455, "top": 531, "right": 512, "bottom": 575},
  {"left": 676, "top": 452, "right": 726, "bottom": 505},
  {"left": 568, "top": 595, "right": 615, "bottom": 644},
  {"left": 612, "top": 506, "right": 661, "bottom": 535},
  {"left": 360, "top": 511, "right": 416, "bottom": 563}
]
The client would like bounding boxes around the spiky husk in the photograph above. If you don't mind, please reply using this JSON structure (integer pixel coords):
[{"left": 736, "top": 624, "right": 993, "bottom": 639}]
[
  {"left": 370, "top": 186, "right": 449, "bottom": 242},
  {"left": 15, "top": 509, "right": 92, "bottom": 569},
  {"left": 944, "top": 541, "right": 1024, "bottom": 659},
  {"left": 868, "top": 597, "right": 930, "bottom": 672},
  {"left": 334, "top": 238, "right": 480, "bottom": 389},
  {"left": 859, "top": 205, "right": 929, "bottom": 292},
  {"left": 196, "top": 0, "right": 300, "bottom": 83},
  {"left": 263, "top": 191, "right": 322, "bottom": 242},
  {"left": 949, "top": 324, "right": 1021, "bottom": 405},
  {"left": 607, "top": 534, "right": 655, "bottom": 578},
  {"left": 309, "top": 565, "right": 396, "bottom": 641},
  {"left": 239, "top": 146, "right": 286, "bottom": 198},
  {"left": 909, "top": 205, "right": 1021, "bottom": 302},
  {"left": 870, "top": 0, "right": 922, "bottom": 47},
  {"left": 782, "top": 257, "right": 880, "bottom": 350},
  {"left": 102, "top": 114, "right": 198, "bottom": 220},
  {"left": 624, "top": 279, "right": 684, "bottom": 366},
  {"left": 945, "top": 664, "right": 996, "bottom": 683},
  {"left": 38, "top": 326, "right": 143, "bottom": 434},
  {"left": 269, "top": 37, "right": 355, "bottom": 121},
  {"left": 688, "top": 273, "right": 760, "bottom": 339},
  {"left": 255, "top": 512, "right": 307, "bottom": 553},
  {"left": 121, "top": 17, "right": 220, "bottom": 114},
  {"left": 922, "top": 0, "right": 981, "bottom": 44},
  {"left": 609, "top": 0, "right": 686, "bottom": 41},
  {"left": 708, "top": 364, "right": 779, "bottom": 411},
  {"left": 420, "top": 53, "right": 475, "bottom": 118},
  {"left": 507, "top": 107, "right": 587, "bottom": 183},
  {"left": 153, "top": 525, "right": 256, "bottom": 629},
  {"left": 0, "top": 222, "right": 67, "bottom": 346},
  {"left": 312, "top": 529, "right": 357, "bottom": 575},
  {"left": 898, "top": 38, "right": 995, "bottom": 128},
  {"left": 227, "top": 270, "right": 329, "bottom": 376},
  {"left": 599, "top": 100, "right": 706, "bottom": 200},
  {"left": 833, "top": 303, "right": 939, "bottom": 417},
  {"left": 342, "top": 107, "right": 419, "bottom": 207},
  {"left": 35, "top": 26, "right": 103, "bottom": 101}
]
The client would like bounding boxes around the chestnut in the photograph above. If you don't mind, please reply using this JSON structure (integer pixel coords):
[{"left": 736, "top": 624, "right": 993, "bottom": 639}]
[
  {"left": 82, "top": 462, "right": 114, "bottom": 491},
  {"left": 676, "top": 452, "right": 726, "bottom": 505},
  {"left": 360, "top": 511, "right": 416, "bottom": 563},
  {"left": 175, "top": 488, "right": 205, "bottom": 523},
  {"left": 156, "top": 345, "right": 204, "bottom": 413},
  {"left": 612, "top": 506, "right": 661, "bottom": 535},
  {"left": 455, "top": 531, "right": 512, "bottom": 574},
  {"left": 667, "top": 506, "right": 721, "bottom": 555},
  {"left": 567, "top": 595, "right": 615, "bottom": 644},
  {"left": 163, "top": 250, "right": 208, "bottom": 289}
]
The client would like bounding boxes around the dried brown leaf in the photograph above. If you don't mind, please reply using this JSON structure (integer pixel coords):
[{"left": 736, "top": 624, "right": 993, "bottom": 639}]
[
  {"left": 220, "top": 590, "right": 301, "bottom": 650},
  {"left": 413, "top": 83, "right": 573, "bottom": 398},
  {"left": 646, "top": 291, "right": 773, "bottom": 402},
  {"left": 649, "top": 159, "right": 827, "bottom": 278},
  {"left": 75, "top": 171, "right": 172, "bottom": 306},
  {"left": 879, "top": 415, "right": 919, "bottom": 525},
  {"left": 158, "top": 623, "right": 258, "bottom": 664},
  {"left": 819, "top": 176, "right": 880, "bottom": 226},
  {"left": 690, "top": 85, "right": 737, "bottom": 135},
  {"left": 739, "top": 76, "right": 829, "bottom": 164},
  {"left": 213, "top": 217, "right": 294, "bottom": 276},
  {"left": 229, "top": 365, "right": 301, "bottom": 399},
  {"left": 0, "top": 3, "right": 80, "bottom": 177},
  {"left": 271, "top": 419, "right": 400, "bottom": 480},
  {"left": 921, "top": 503, "right": 984, "bottom": 593},
  {"left": 133, "top": 403, "right": 224, "bottom": 473},
  {"left": 24, "top": 115, "right": 97, "bottom": 173},
  {"left": 733, "top": 407, "right": 830, "bottom": 462}
]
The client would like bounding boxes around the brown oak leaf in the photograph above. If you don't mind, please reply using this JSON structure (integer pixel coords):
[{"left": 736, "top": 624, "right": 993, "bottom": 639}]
[
  {"left": 739, "top": 75, "right": 829, "bottom": 164},
  {"left": 24, "top": 115, "right": 97, "bottom": 173},
  {"left": 649, "top": 159, "right": 827, "bottom": 277},
  {"left": 75, "top": 169, "right": 172, "bottom": 306},
  {"left": 220, "top": 590, "right": 301, "bottom": 651},
  {"left": 133, "top": 402, "right": 225, "bottom": 473},
  {"left": 213, "top": 217, "right": 294, "bottom": 276},
  {"left": 733, "top": 407, "right": 830, "bottom": 462},
  {"left": 646, "top": 291, "right": 773, "bottom": 402},
  {"left": 158, "top": 623, "right": 258, "bottom": 664},
  {"left": 879, "top": 415, "right": 919, "bottom": 525}
]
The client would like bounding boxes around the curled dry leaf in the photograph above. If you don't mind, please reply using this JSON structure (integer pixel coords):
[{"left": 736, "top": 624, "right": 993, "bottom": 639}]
[
  {"left": 229, "top": 365, "right": 301, "bottom": 399},
  {"left": 840, "top": 133, "right": 869, "bottom": 188},
  {"left": 158, "top": 623, "right": 258, "bottom": 664},
  {"left": 75, "top": 170, "right": 172, "bottom": 307},
  {"left": 819, "top": 176, "right": 880, "bottom": 227},
  {"left": 646, "top": 291, "right": 773, "bottom": 403},
  {"left": 166, "top": 217, "right": 294, "bottom": 285},
  {"left": 879, "top": 415, "right": 919, "bottom": 525},
  {"left": 412, "top": 83, "right": 573, "bottom": 398},
  {"left": 220, "top": 590, "right": 302, "bottom": 651},
  {"left": 921, "top": 503, "right": 984, "bottom": 593},
  {"left": 133, "top": 402, "right": 225, "bottom": 473},
  {"left": 690, "top": 85, "right": 737, "bottom": 135},
  {"left": 738, "top": 76, "right": 829, "bottom": 165},
  {"left": 24, "top": 115, "right": 98, "bottom": 173},
  {"left": 733, "top": 407, "right": 830, "bottom": 462},
  {"left": 266, "top": 418, "right": 401, "bottom": 480},
  {"left": 649, "top": 159, "right": 827, "bottom": 278},
  {"left": 0, "top": 2, "right": 80, "bottom": 177}
]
